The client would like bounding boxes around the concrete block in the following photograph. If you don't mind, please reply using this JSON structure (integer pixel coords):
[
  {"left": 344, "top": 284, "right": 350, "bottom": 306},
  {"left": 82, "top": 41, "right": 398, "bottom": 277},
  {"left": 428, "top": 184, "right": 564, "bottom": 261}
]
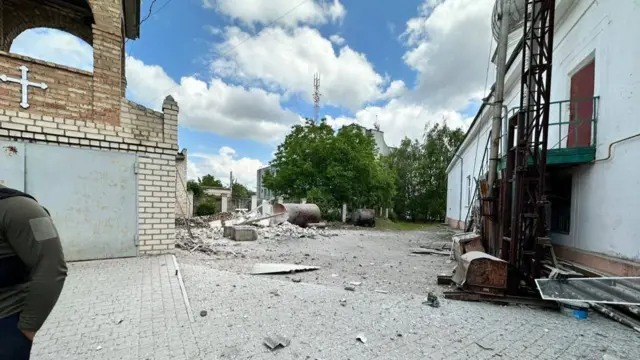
[
  {"left": 223, "top": 226, "right": 234, "bottom": 238},
  {"left": 231, "top": 226, "right": 257, "bottom": 241}
]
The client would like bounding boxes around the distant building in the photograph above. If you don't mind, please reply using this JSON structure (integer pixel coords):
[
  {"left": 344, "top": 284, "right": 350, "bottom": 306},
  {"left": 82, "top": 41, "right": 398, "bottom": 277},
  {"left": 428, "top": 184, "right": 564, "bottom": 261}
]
[
  {"left": 256, "top": 165, "right": 276, "bottom": 201},
  {"left": 347, "top": 124, "right": 392, "bottom": 157}
]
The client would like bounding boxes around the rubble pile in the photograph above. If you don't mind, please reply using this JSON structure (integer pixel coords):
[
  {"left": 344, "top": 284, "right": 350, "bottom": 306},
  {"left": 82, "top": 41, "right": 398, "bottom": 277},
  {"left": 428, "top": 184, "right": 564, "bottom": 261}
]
[
  {"left": 257, "top": 221, "right": 332, "bottom": 239},
  {"left": 175, "top": 216, "right": 335, "bottom": 255}
]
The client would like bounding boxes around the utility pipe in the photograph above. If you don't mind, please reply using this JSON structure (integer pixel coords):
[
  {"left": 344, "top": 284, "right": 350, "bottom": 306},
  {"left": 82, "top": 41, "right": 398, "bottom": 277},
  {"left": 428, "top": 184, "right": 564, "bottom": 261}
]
[
  {"left": 454, "top": 154, "right": 464, "bottom": 229},
  {"left": 592, "top": 133, "right": 640, "bottom": 163}
]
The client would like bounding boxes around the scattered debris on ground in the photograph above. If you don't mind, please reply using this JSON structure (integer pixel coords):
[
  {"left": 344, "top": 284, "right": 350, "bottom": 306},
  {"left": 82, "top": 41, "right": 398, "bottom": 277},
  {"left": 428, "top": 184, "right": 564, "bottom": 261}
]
[
  {"left": 291, "top": 277, "right": 302, "bottom": 283},
  {"left": 356, "top": 333, "right": 367, "bottom": 344},
  {"left": 375, "top": 289, "right": 389, "bottom": 294},
  {"left": 410, "top": 248, "right": 450, "bottom": 256},
  {"left": 263, "top": 335, "right": 291, "bottom": 350},
  {"left": 423, "top": 292, "right": 440, "bottom": 307},
  {"left": 200, "top": 310, "right": 208, "bottom": 317},
  {"left": 250, "top": 263, "right": 320, "bottom": 275},
  {"left": 344, "top": 285, "right": 356, "bottom": 291},
  {"left": 339, "top": 298, "right": 347, "bottom": 306},
  {"left": 176, "top": 213, "right": 338, "bottom": 255}
]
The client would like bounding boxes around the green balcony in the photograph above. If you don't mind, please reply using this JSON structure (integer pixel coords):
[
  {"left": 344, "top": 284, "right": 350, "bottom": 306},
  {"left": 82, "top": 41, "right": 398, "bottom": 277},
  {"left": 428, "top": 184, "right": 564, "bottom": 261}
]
[{"left": 498, "top": 96, "right": 599, "bottom": 171}]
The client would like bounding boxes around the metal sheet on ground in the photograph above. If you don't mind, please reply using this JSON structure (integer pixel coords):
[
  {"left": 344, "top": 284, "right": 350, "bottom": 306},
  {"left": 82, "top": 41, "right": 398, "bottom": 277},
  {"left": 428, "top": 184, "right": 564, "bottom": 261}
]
[
  {"left": 250, "top": 263, "right": 320, "bottom": 275},
  {"left": 536, "top": 277, "right": 640, "bottom": 306}
]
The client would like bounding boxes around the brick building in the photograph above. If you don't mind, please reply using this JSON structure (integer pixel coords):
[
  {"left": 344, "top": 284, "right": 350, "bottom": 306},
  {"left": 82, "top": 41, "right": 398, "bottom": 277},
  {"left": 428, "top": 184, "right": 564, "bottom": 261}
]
[{"left": 0, "top": 0, "right": 180, "bottom": 260}]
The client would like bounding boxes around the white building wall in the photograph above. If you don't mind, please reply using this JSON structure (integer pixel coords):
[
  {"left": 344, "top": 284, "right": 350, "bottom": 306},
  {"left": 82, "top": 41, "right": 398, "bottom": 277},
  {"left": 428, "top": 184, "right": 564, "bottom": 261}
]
[
  {"left": 446, "top": 0, "right": 640, "bottom": 261},
  {"left": 550, "top": 0, "right": 640, "bottom": 261}
]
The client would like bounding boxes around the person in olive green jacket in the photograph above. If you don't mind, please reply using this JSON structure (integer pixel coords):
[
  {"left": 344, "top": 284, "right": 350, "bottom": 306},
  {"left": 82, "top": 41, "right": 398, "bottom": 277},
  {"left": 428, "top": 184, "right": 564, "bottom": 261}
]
[{"left": 0, "top": 185, "right": 67, "bottom": 359}]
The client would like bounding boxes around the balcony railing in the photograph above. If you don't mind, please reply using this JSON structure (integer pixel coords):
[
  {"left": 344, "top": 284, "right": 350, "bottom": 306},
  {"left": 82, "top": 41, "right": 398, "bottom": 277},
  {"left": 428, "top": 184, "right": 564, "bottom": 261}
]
[{"left": 500, "top": 96, "right": 599, "bottom": 157}]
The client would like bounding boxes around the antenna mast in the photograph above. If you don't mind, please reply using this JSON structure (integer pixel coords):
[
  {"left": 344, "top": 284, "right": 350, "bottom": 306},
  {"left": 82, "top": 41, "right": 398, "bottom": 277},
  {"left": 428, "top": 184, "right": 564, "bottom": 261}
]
[{"left": 313, "top": 73, "right": 321, "bottom": 122}]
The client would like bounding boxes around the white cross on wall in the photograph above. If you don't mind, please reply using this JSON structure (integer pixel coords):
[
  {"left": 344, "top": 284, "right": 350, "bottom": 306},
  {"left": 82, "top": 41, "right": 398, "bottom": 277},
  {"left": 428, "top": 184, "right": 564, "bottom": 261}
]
[{"left": 0, "top": 65, "right": 48, "bottom": 109}]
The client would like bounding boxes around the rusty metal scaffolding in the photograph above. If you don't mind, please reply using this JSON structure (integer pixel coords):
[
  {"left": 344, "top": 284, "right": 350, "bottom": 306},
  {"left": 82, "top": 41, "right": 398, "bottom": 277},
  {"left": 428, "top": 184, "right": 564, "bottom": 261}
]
[{"left": 500, "top": 0, "right": 556, "bottom": 279}]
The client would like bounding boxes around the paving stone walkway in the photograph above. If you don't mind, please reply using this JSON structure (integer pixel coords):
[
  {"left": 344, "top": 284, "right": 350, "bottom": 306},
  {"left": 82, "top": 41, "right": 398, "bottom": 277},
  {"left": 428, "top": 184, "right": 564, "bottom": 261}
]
[
  {"left": 32, "top": 255, "right": 201, "bottom": 360},
  {"left": 30, "top": 240, "right": 640, "bottom": 360}
]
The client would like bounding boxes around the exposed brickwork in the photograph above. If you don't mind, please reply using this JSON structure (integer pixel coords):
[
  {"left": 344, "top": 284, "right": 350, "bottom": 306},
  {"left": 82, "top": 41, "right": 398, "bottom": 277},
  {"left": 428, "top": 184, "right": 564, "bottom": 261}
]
[
  {"left": 1, "top": 0, "right": 127, "bottom": 125},
  {"left": 0, "top": 96, "right": 180, "bottom": 255},
  {"left": 0, "top": 52, "right": 93, "bottom": 119},
  {"left": 2, "top": 0, "right": 93, "bottom": 51}
]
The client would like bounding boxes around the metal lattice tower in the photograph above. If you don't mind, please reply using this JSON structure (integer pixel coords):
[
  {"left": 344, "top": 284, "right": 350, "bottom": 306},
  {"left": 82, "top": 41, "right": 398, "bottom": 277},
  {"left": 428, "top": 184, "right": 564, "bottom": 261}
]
[
  {"left": 501, "top": 0, "right": 556, "bottom": 279},
  {"left": 313, "top": 73, "right": 321, "bottom": 122}
]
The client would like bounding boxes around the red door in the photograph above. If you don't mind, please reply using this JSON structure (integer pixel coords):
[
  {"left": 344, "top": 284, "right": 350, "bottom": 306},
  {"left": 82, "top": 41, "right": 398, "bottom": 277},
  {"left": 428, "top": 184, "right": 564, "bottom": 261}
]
[{"left": 567, "top": 60, "right": 595, "bottom": 147}]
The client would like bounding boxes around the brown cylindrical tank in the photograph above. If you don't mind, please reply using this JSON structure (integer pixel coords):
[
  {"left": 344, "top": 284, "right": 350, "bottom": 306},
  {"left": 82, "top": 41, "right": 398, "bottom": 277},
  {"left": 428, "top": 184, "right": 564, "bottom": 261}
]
[{"left": 272, "top": 203, "right": 322, "bottom": 227}]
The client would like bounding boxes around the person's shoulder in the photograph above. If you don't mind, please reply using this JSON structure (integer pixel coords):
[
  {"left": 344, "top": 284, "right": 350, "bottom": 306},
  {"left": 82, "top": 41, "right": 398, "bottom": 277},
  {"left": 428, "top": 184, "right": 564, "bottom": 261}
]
[{"left": 1, "top": 195, "right": 49, "bottom": 219}]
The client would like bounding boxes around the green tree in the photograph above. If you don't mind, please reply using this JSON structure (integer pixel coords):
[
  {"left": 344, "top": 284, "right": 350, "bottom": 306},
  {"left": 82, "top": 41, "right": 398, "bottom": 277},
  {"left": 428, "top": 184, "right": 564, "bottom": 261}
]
[
  {"left": 388, "top": 121, "right": 464, "bottom": 221},
  {"left": 187, "top": 180, "right": 204, "bottom": 198},
  {"left": 231, "top": 181, "right": 251, "bottom": 199},
  {"left": 264, "top": 119, "right": 395, "bottom": 215},
  {"left": 200, "top": 174, "right": 223, "bottom": 187}
]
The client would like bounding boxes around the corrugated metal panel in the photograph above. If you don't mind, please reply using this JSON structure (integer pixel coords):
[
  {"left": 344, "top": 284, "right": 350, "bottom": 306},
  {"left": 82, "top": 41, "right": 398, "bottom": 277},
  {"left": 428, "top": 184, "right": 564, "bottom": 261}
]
[
  {"left": 25, "top": 144, "right": 138, "bottom": 261},
  {"left": 0, "top": 140, "right": 25, "bottom": 190}
]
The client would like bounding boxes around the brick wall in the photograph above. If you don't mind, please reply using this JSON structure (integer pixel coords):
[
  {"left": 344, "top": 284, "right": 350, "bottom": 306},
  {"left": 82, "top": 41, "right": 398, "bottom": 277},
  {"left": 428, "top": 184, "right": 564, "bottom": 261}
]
[
  {"left": 1, "top": 0, "right": 125, "bottom": 125},
  {"left": 0, "top": 96, "right": 180, "bottom": 255},
  {"left": 0, "top": 52, "right": 93, "bottom": 120}
]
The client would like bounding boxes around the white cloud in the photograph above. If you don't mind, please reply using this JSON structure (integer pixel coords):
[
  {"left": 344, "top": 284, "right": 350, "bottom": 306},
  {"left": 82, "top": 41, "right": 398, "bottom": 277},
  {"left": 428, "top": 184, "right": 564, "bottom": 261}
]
[
  {"left": 401, "top": 0, "right": 495, "bottom": 111},
  {"left": 211, "top": 26, "right": 398, "bottom": 111},
  {"left": 378, "top": 80, "right": 407, "bottom": 101},
  {"left": 325, "top": 99, "right": 473, "bottom": 147},
  {"left": 10, "top": 28, "right": 93, "bottom": 72},
  {"left": 202, "top": 0, "right": 346, "bottom": 28},
  {"left": 125, "top": 56, "right": 302, "bottom": 144},
  {"left": 188, "top": 146, "right": 265, "bottom": 190},
  {"left": 329, "top": 34, "right": 345, "bottom": 45}
]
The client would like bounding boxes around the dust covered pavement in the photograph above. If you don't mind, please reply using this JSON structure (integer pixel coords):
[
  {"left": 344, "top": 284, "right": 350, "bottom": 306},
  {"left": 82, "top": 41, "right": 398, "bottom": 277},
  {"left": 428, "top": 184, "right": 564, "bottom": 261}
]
[
  {"left": 175, "top": 221, "right": 640, "bottom": 360},
  {"left": 176, "top": 220, "right": 455, "bottom": 296}
]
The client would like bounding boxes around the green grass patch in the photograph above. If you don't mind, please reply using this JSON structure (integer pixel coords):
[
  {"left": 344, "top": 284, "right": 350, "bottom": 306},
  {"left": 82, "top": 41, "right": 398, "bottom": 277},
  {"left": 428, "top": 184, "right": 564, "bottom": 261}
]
[{"left": 375, "top": 218, "right": 436, "bottom": 231}]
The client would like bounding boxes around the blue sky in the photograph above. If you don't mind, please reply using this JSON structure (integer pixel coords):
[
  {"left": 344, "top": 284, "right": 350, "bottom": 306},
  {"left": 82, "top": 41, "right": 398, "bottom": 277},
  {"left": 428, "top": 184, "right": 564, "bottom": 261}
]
[{"left": 11, "top": 0, "right": 496, "bottom": 189}]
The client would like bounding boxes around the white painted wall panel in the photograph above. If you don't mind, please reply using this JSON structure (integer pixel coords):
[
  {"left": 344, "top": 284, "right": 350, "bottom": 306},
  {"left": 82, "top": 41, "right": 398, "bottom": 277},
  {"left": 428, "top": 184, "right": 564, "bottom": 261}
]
[{"left": 25, "top": 144, "right": 138, "bottom": 261}]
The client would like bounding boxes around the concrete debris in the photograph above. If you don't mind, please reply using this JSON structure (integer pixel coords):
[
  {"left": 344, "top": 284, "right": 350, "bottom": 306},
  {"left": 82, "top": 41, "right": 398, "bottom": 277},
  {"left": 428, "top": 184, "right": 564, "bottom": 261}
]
[
  {"left": 230, "top": 226, "right": 258, "bottom": 241},
  {"left": 356, "top": 333, "right": 367, "bottom": 344},
  {"left": 250, "top": 263, "right": 320, "bottom": 275},
  {"left": 344, "top": 286, "right": 356, "bottom": 291},
  {"left": 263, "top": 335, "right": 291, "bottom": 350},
  {"left": 200, "top": 310, "right": 208, "bottom": 317},
  {"left": 291, "top": 277, "right": 302, "bottom": 283},
  {"left": 349, "top": 281, "right": 362, "bottom": 286},
  {"left": 339, "top": 298, "right": 347, "bottom": 306},
  {"left": 176, "top": 214, "right": 336, "bottom": 255},
  {"left": 375, "top": 289, "right": 389, "bottom": 294},
  {"left": 423, "top": 292, "right": 440, "bottom": 308}
]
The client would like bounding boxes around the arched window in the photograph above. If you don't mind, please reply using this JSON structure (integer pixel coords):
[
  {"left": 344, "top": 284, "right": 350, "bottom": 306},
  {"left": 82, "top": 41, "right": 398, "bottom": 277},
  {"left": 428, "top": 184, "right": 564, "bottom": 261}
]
[
  {"left": 2, "top": 0, "right": 94, "bottom": 71},
  {"left": 10, "top": 28, "right": 94, "bottom": 72}
]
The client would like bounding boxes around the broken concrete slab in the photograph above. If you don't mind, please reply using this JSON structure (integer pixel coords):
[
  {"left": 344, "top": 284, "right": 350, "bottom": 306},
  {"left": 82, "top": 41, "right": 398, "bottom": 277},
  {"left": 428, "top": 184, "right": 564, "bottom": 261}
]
[
  {"left": 231, "top": 226, "right": 258, "bottom": 241},
  {"left": 250, "top": 263, "right": 320, "bottom": 275}
]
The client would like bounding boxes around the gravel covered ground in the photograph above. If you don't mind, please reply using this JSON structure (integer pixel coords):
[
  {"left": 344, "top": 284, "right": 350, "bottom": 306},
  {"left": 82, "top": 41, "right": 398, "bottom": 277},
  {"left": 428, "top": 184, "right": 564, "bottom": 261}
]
[
  {"left": 177, "top": 224, "right": 456, "bottom": 296},
  {"left": 176, "top": 224, "right": 640, "bottom": 360}
]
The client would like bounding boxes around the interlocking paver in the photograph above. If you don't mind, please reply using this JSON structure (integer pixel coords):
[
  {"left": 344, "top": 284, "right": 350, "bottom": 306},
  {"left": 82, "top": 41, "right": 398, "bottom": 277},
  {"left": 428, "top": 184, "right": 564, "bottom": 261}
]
[
  {"left": 31, "top": 255, "right": 201, "bottom": 360},
  {"left": 28, "top": 228, "right": 640, "bottom": 360}
]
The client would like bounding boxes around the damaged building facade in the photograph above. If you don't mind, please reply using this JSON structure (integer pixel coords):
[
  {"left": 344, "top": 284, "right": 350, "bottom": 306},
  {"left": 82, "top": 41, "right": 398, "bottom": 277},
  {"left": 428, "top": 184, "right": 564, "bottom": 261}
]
[
  {"left": 446, "top": 0, "right": 640, "bottom": 276},
  {"left": 0, "top": 0, "right": 179, "bottom": 260}
]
